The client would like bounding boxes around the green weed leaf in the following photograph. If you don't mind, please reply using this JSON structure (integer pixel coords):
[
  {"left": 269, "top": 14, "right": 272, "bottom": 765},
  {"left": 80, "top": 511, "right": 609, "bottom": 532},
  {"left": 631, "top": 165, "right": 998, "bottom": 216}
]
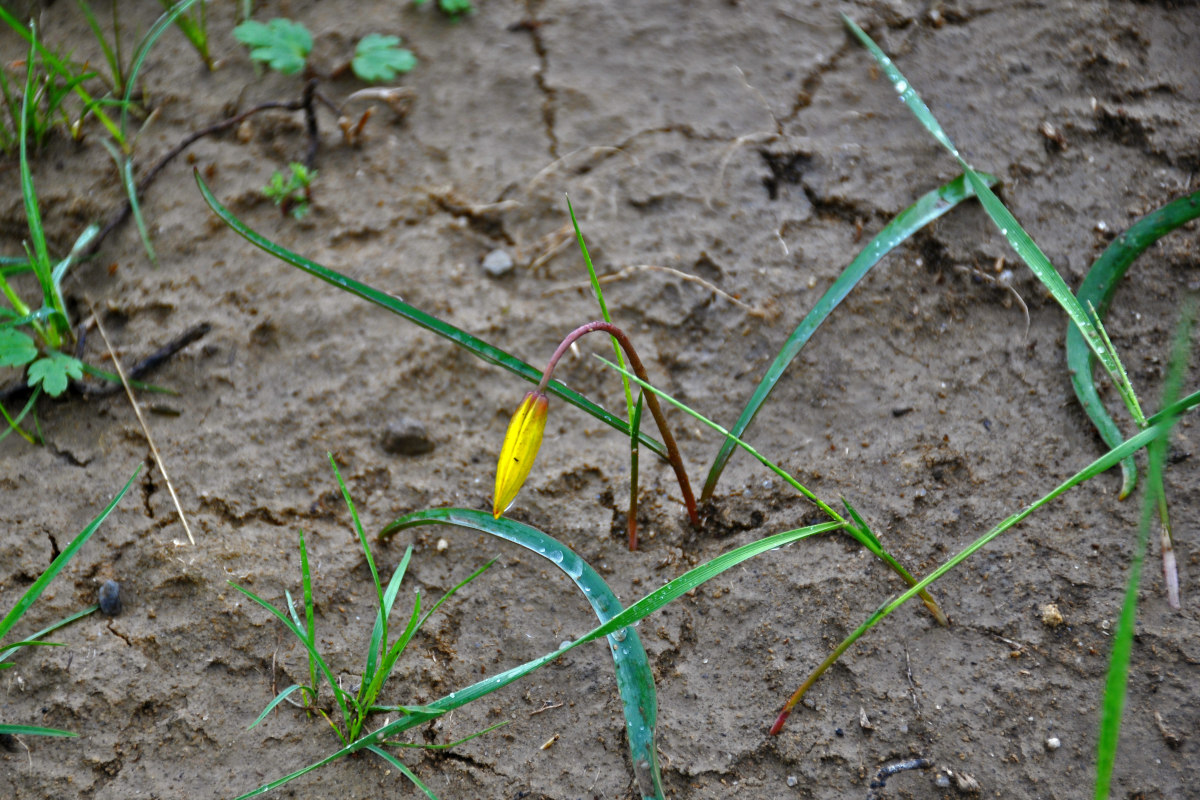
[
  {"left": 0, "top": 328, "right": 37, "bottom": 367},
  {"left": 234, "top": 19, "right": 312, "bottom": 75},
  {"left": 353, "top": 34, "right": 416, "bottom": 82},
  {"left": 27, "top": 352, "right": 83, "bottom": 396}
]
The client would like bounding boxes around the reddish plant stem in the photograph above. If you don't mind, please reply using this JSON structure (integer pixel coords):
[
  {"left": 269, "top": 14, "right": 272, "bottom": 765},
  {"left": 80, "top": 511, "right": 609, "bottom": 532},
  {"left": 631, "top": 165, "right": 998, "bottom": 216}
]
[{"left": 536, "top": 321, "right": 700, "bottom": 541}]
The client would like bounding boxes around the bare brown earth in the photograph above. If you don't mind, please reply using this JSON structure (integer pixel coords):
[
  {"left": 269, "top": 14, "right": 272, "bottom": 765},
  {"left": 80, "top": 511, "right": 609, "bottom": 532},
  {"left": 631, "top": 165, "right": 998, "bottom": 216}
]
[{"left": 2, "top": 1, "right": 1199, "bottom": 798}]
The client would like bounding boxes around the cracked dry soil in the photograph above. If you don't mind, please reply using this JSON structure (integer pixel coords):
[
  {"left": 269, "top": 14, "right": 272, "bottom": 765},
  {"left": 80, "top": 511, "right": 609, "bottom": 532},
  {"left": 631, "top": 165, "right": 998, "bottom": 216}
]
[{"left": 2, "top": 2, "right": 1199, "bottom": 799}]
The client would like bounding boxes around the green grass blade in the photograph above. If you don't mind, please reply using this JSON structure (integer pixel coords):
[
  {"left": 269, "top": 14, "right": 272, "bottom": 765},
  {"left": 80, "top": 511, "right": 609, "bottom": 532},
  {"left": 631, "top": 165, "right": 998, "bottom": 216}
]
[
  {"left": 0, "top": 723, "right": 77, "bottom": 738},
  {"left": 121, "top": 0, "right": 201, "bottom": 140},
  {"left": 363, "top": 545, "right": 412, "bottom": 698},
  {"left": 415, "top": 558, "right": 493, "bottom": 631},
  {"left": 328, "top": 455, "right": 384, "bottom": 622},
  {"left": 1067, "top": 190, "right": 1200, "bottom": 499},
  {"left": 75, "top": 0, "right": 121, "bottom": 93},
  {"left": 194, "top": 171, "right": 667, "bottom": 460},
  {"left": 381, "top": 508, "right": 665, "bottom": 799},
  {"left": 232, "top": 519, "right": 842, "bottom": 800},
  {"left": 227, "top": 582, "right": 351, "bottom": 728},
  {"left": 1095, "top": 299, "right": 1193, "bottom": 798},
  {"left": 702, "top": 172, "right": 994, "bottom": 500},
  {"left": 123, "top": 156, "right": 156, "bottom": 264},
  {"left": 0, "top": 387, "right": 41, "bottom": 446},
  {"left": 772, "top": 389, "right": 1200, "bottom": 732},
  {"left": 78, "top": 362, "right": 176, "bottom": 394},
  {"left": 247, "top": 684, "right": 302, "bottom": 730},
  {"left": 297, "top": 529, "right": 317, "bottom": 701},
  {"left": 365, "top": 745, "right": 439, "bottom": 800},
  {"left": 0, "top": 604, "right": 98, "bottom": 665},
  {"left": 51, "top": 223, "right": 100, "bottom": 288},
  {"left": 567, "top": 196, "right": 634, "bottom": 421},
  {"left": 841, "top": 13, "right": 1128, "bottom": 396},
  {"left": 17, "top": 39, "right": 55, "bottom": 327},
  {"left": 0, "top": 468, "right": 139, "bottom": 642}
]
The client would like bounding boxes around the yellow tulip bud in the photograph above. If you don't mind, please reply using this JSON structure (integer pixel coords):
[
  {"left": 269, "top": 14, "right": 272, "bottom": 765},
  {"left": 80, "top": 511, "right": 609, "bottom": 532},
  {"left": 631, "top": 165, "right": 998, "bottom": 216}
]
[{"left": 493, "top": 391, "right": 549, "bottom": 518}]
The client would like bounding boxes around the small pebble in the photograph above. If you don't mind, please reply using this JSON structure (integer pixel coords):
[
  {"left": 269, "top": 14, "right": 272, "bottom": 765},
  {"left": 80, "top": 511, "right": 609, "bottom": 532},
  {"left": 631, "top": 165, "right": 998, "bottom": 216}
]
[
  {"left": 482, "top": 249, "right": 514, "bottom": 277},
  {"left": 99, "top": 580, "right": 122, "bottom": 616},
  {"left": 436, "top": 537, "right": 449, "bottom": 552},
  {"left": 786, "top": 775, "right": 798, "bottom": 787},
  {"left": 1040, "top": 602, "right": 1064, "bottom": 627},
  {"left": 935, "top": 773, "right": 951, "bottom": 788},
  {"left": 1046, "top": 736, "right": 1061, "bottom": 750},
  {"left": 380, "top": 417, "right": 435, "bottom": 456}
]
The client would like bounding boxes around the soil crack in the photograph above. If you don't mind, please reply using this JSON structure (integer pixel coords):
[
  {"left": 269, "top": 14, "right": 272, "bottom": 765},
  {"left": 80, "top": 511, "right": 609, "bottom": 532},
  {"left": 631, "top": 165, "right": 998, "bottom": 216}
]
[{"left": 517, "top": 0, "right": 560, "bottom": 159}]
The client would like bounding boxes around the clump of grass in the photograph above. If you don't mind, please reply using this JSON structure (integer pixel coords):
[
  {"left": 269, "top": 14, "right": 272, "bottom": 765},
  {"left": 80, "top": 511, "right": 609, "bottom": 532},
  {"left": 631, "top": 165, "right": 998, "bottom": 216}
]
[
  {"left": 231, "top": 456, "right": 501, "bottom": 795},
  {"left": 0, "top": 468, "right": 140, "bottom": 738}
]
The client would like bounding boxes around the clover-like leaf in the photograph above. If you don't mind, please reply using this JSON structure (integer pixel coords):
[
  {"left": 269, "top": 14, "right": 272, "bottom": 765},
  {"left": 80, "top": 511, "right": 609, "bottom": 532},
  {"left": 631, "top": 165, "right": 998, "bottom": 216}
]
[
  {"left": 352, "top": 34, "right": 416, "bottom": 82},
  {"left": 233, "top": 19, "right": 313, "bottom": 75},
  {"left": 27, "top": 352, "right": 83, "bottom": 397},
  {"left": 0, "top": 328, "right": 38, "bottom": 368}
]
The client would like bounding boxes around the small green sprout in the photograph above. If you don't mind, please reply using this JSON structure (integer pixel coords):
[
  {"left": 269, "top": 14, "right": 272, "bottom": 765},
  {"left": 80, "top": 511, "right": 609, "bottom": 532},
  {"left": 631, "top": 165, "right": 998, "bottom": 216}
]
[
  {"left": 233, "top": 18, "right": 313, "bottom": 75},
  {"left": 415, "top": 0, "right": 474, "bottom": 18},
  {"left": 352, "top": 34, "right": 416, "bottom": 82},
  {"left": 262, "top": 162, "right": 316, "bottom": 220}
]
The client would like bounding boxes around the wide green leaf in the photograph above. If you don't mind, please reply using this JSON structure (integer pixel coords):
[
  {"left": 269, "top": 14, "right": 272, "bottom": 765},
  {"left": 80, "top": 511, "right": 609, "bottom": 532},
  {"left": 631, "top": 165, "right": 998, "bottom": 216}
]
[
  {"left": 381, "top": 508, "right": 664, "bottom": 799},
  {"left": 1066, "top": 189, "right": 1200, "bottom": 499}
]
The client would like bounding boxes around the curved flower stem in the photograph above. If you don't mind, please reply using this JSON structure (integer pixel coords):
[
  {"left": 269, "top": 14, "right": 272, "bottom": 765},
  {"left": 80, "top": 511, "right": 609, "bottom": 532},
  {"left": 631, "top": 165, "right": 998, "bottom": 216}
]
[{"left": 538, "top": 321, "right": 699, "bottom": 538}]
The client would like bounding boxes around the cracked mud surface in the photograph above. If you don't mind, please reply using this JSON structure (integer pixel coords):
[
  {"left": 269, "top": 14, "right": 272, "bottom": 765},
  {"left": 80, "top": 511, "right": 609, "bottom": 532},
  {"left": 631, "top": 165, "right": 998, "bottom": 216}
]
[{"left": 2, "top": 2, "right": 1199, "bottom": 798}]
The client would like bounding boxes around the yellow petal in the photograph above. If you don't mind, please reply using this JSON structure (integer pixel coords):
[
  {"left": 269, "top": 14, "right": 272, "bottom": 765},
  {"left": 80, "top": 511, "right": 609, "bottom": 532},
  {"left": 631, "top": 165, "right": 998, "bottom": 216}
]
[{"left": 493, "top": 391, "right": 549, "bottom": 517}]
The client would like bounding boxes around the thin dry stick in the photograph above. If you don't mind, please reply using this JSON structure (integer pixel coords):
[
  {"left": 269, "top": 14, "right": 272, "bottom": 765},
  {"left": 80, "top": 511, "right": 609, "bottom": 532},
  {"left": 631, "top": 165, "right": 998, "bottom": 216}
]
[{"left": 88, "top": 301, "right": 196, "bottom": 545}]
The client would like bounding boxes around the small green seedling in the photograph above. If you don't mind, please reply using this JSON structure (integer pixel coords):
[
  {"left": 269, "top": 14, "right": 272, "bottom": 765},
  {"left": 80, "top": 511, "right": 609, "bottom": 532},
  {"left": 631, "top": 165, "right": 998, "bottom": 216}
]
[
  {"left": 234, "top": 18, "right": 417, "bottom": 82},
  {"left": 234, "top": 18, "right": 313, "bottom": 75},
  {"left": 262, "top": 163, "right": 316, "bottom": 220},
  {"left": 352, "top": 34, "right": 416, "bottom": 82},
  {"left": 415, "top": 0, "right": 474, "bottom": 18}
]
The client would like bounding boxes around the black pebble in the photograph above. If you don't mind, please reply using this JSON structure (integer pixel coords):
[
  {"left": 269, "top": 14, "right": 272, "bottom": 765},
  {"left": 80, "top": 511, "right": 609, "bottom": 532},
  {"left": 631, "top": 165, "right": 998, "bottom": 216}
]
[{"left": 99, "top": 580, "right": 122, "bottom": 616}]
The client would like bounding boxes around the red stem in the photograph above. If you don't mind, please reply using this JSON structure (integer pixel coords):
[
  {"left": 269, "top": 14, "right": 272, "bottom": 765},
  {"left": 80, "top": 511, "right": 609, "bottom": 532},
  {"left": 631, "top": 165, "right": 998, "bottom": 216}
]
[{"left": 537, "top": 321, "right": 699, "bottom": 532}]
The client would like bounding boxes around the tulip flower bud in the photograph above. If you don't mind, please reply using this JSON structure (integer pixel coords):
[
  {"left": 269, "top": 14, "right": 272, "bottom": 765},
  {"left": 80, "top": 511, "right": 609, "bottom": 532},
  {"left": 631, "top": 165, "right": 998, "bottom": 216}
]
[{"left": 493, "top": 390, "right": 549, "bottom": 518}]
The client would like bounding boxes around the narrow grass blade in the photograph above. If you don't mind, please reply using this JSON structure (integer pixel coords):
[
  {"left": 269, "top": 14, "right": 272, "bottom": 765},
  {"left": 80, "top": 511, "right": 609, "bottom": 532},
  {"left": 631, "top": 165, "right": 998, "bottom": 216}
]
[
  {"left": 1095, "top": 299, "right": 1194, "bottom": 798},
  {"left": 702, "top": 172, "right": 995, "bottom": 500},
  {"left": 227, "top": 583, "right": 351, "bottom": 728},
  {"left": 365, "top": 745, "right": 439, "bottom": 800},
  {"left": 78, "top": 362, "right": 175, "bottom": 394},
  {"left": 120, "top": 0, "right": 201, "bottom": 140},
  {"left": 0, "top": 387, "right": 40, "bottom": 445},
  {"left": 0, "top": 468, "right": 139, "bottom": 642},
  {"left": 194, "top": 171, "right": 666, "bottom": 460},
  {"left": 51, "top": 223, "right": 99, "bottom": 288},
  {"left": 363, "top": 545, "right": 412, "bottom": 698},
  {"left": 568, "top": 196, "right": 634, "bottom": 420},
  {"left": 247, "top": 684, "right": 302, "bottom": 730},
  {"left": 842, "top": 14, "right": 1129, "bottom": 399},
  {"left": 75, "top": 0, "right": 121, "bottom": 93},
  {"left": 1067, "top": 190, "right": 1200, "bottom": 499},
  {"left": 17, "top": 43, "right": 56, "bottom": 327},
  {"left": 0, "top": 724, "right": 77, "bottom": 738},
  {"left": 380, "top": 508, "right": 665, "bottom": 799},
  {"left": 770, "top": 389, "right": 1200, "bottom": 733},
  {"left": 0, "top": 604, "right": 98, "bottom": 665},
  {"left": 232, "top": 519, "right": 842, "bottom": 800}
]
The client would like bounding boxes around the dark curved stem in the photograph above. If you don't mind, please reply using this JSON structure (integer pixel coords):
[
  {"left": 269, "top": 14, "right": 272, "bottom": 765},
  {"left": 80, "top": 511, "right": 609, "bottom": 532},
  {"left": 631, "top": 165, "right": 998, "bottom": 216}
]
[{"left": 538, "top": 321, "right": 699, "bottom": 533}]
